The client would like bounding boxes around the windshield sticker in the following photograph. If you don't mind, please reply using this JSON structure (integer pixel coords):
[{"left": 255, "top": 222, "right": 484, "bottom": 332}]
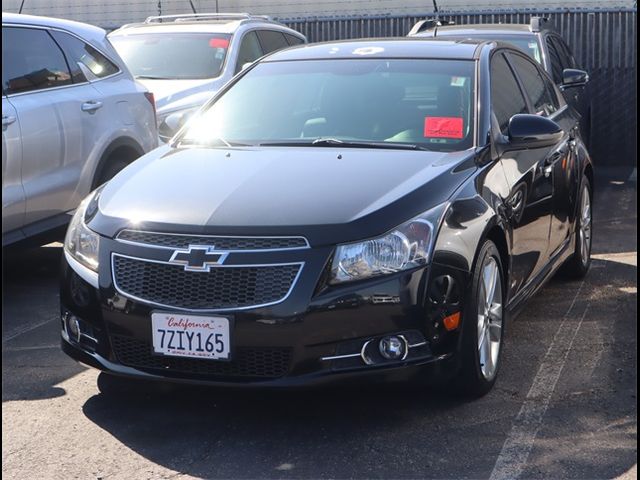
[
  {"left": 450, "top": 76, "right": 466, "bottom": 87},
  {"left": 424, "top": 117, "right": 464, "bottom": 139},
  {"left": 209, "top": 38, "right": 229, "bottom": 49}
]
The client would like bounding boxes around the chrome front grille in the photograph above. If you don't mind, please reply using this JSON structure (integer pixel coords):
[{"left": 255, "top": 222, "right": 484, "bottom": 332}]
[
  {"left": 112, "top": 254, "right": 302, "bottom": 311},
  {"left": 116, "top": 229, "right": 309, "bottom": 250}
]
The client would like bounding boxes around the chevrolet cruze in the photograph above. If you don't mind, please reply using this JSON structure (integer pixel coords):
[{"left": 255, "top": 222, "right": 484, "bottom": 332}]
[{"left": 60, "top": 38, "right": 594, "bottom": 397}]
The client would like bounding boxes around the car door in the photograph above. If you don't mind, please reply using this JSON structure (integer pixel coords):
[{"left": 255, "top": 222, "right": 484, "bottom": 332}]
[
  {"left": 1, "top": 95, "right": 25, "bottom": 236},
  {"left": 2, "top": 25, "right": 103, "bottom": 227},
  {"left": 490, "top": 51, "right": 554, "bottom": 295},
  {"left": 506, "top": 51, "right": 577, "bottom": 259}
]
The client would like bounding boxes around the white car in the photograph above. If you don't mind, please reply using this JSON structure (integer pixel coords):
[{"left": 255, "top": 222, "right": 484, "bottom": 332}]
[
  {"left": 2, "top": 12, "right": 158, "bottom": 246},
  {"left": 108, "top": 13, "right": 307, "bottom": 142}
]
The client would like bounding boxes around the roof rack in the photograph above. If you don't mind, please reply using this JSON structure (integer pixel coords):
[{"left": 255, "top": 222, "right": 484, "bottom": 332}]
[
  {"left": 408, "top": 18, "right": 455, "bottom": 36},
  {"left": 530, "top": 16, "right": 551, "bottom": 32},
  {"left": 143, "top": 13, "right": 275, "bottom": 24}
]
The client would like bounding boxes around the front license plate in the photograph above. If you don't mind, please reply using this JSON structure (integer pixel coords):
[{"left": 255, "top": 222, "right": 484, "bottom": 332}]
[{"left": 151, "top": 313, "right": 230, "bottom": 360}]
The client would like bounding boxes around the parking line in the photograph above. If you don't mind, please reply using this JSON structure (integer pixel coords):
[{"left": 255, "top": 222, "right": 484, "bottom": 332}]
[
  {"left": 3, "top": 344, "right": 60, "bottom": 352},
  {"left": 489, "top": 282, "right": 589, "bottom": 480},
  {"left": 2, "top": 318, "right": 57, "bottom": 344}
]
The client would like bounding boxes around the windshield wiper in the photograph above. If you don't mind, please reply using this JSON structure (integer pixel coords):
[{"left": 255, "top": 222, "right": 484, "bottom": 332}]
[{"left": 260, "top": 138, "right": 430, "bottom": 151}]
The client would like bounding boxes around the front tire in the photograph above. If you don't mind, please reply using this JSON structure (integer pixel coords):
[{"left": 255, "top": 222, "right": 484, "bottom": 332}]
[{"left": 453, "top": 240, "right": 505, "bottom": 398}]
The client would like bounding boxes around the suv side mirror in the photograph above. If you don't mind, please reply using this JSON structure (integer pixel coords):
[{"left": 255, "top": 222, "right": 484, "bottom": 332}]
[
  {"left": 507, "top": 114, "right": 563, "bottom": 149},
  {"left": 158, "top": 109, "right": 196, "bottom": 143},
  {"left": 561, "top": 68, "right": 589, "bottom": 88}
]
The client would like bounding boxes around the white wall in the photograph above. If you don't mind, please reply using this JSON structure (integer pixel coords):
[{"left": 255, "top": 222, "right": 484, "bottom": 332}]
[{"left": 3, "top": 0, "right": 635, "bottom": 28}]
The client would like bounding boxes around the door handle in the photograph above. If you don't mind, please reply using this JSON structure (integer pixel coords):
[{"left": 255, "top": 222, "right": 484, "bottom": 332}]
[
  {"left": 81, "top": 100, "right": 103, "bottom": 113},
  {"left": 2, "top": 114, "right": 16, "bottom": 128}
]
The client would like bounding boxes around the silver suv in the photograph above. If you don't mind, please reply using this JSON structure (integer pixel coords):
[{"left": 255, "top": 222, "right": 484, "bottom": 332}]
[
  {"left": 2, "top": 13, "right": 158, "bottom": 246},
  {"left": 108, "top": 13, "right": 307, "bottom": 142}
]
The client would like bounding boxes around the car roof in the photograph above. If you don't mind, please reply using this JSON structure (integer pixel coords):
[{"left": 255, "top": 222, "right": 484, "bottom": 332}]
[
  {"left": 264, "top": 37, "right": 490, "bottom": 62},
  {"left": 413, "top": 24, "right": 539, "bottom": 37},
  {"left": 2, "top": 12, "right": 115, "bottom": 55},
  {"left": 109, "top": 13, "right": 304, "bottom": 38}
]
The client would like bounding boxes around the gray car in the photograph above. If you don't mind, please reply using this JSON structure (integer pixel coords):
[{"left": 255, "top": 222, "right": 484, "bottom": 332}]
[
  {"left": 2, "top": 12, "right": 158, "bottom": 246},
  {"left": 108, "top": 13, "right": 307, "bottom": 143}
]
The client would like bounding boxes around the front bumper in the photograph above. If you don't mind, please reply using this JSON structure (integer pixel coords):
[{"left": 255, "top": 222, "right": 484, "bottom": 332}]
[{"left": 60, "top": 240, "right": 469, "bottom": 388}]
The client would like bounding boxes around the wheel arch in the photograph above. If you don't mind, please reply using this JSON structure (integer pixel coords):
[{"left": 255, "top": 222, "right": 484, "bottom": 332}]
[{"left": 91, "top": 136, "right": 145, "bottom": 189}]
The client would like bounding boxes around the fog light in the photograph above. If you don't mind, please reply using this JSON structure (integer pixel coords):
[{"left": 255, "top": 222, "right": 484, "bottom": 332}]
[
  {"left": 67, "top": 314, "right": 81, "bottom": 342},
  {"left": 379, "top": 335, "right": 407, "bottom": 360}
]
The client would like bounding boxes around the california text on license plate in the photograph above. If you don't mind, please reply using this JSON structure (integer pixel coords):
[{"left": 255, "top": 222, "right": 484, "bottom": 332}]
[{"left": 151, "top": 313, "right": 230, "bottom": 360}]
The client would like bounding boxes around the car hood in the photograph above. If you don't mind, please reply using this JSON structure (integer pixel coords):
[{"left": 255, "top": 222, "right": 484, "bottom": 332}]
[
  {"left": 93, "top": 146, "right": 477, "bottom": 245},
  {"left": 136, "top": 78, "right": 221, "bottom": 113}
]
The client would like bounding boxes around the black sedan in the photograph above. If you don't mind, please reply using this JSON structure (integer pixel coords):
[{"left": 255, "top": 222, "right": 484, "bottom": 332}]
[{"left": 60, "top": 38, "right": 594, "bottom": 398}]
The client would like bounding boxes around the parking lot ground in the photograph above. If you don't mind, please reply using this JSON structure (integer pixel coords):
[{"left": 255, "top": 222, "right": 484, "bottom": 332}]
[{"left": 2, "top": 168, "right": 636, "bottom": 480}]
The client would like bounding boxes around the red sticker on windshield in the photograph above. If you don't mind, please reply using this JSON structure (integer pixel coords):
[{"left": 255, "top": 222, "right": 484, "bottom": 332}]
[
  {"left": 209, "top": 38, "right": 229, "bottom": 48},
  {"left": 424, "top": 117, "right": 464, "bottom": 139}
]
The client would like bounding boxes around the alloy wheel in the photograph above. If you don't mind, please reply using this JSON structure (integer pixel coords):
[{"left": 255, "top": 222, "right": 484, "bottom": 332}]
[{"left": 477, "top": 256, "right": 503, "bottom": 381}]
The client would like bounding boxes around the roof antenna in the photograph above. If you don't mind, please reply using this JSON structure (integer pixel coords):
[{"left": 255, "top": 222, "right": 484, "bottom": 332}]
[
  {"left": 18, "top": 0, "right": 25, "bottom": 13},
  {"left": 188, "top": 0, "right": 197, "bottom": 14}
]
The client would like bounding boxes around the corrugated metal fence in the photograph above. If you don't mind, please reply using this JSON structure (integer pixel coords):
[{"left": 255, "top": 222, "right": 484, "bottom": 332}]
[{"left": 283, "top": 9, "right": 637, "bottom": 166}]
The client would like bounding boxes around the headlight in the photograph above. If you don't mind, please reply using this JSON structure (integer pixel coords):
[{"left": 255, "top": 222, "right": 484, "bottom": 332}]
[
  {"left": 329, "top": 203, "right": 448, "bottom": 284},
  {"left": 64, "top": 188, "right": 102, "bottom": 272}
]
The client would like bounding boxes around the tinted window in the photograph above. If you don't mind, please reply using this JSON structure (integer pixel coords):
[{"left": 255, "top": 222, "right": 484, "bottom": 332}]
[
  {"left": 284, "top": 33, "right": 305, "bottom": 46},
  {"left": 110, "top": 33, "right": 230, "bottom": 79},
  {"left": 2, "top": 27, "right": 72, "bottom": 94},
  {"left": 554, "top": 36, "right": 577, "bottom": 69},
  {"left": 256, "top": 30, "right": 289, "bottom": 54},
  {"left": 507, "top": 53, "right": 558, "bottom": 116},
  {"left": 491, "top": 53, "right": 528, "bottom": 134},
  {"left": 235, "top": 31, "right": 263, "bottom": 74},
  {"left": 545, "top": 37, "right": 564, "bottom": 84},
  {"left": 182, "top": 59, "right": 476, "bottom": 152},
  {"left": 51, "top": 30, "right": 119, "bottom": 80}
]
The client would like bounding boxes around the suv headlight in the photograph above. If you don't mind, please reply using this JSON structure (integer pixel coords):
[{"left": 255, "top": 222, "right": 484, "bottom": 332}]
[
  {"left": 64, "top": 188, "right": 103, "bottom": 272},
  {"left": 329, "top": 203, "right": 448, "bottom": 284}
]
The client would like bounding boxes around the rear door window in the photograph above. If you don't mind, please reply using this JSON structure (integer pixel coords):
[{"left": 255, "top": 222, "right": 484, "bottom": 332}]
[
  {"left": 256, "top": 30, "right": 289, "bottom": 54},
  {"left": 507, "top": 52, "right": 558, "bottom": 117},
  {"left": 490, "top": 52, "right": 528, "bottom": 134},
  {"left": 50, "top": 30, "right": 119, "bottom": 80},
  {"left": 2, "top": 26, "right": 72, "bottom": 94}
]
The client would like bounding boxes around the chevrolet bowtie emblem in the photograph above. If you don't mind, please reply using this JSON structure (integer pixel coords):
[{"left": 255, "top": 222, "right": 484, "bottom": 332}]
[{"left": 168, "top": 245, "right": 229, "bottom": 272}]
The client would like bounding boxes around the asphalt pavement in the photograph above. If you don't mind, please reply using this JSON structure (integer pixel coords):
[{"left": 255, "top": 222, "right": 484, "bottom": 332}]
[{"left": 2, "top": 168, "right": 636, "bottom": 480}]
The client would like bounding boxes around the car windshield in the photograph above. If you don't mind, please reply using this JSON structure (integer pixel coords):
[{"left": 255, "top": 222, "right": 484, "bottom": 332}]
[
  {"left": 110, "top": 32, "right": 231, "bottom": 79},
  {"left": 179, "top": 58, "right": 476, "bottom": 152}
]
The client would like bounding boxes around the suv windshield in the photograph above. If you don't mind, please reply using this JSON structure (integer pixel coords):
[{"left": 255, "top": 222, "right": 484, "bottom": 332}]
[
  {"left": 110, "top": 33, "right": 231, "bottom": 79},
  {"left": 180, "top": 58, "right": 476, "bottom": 151}
]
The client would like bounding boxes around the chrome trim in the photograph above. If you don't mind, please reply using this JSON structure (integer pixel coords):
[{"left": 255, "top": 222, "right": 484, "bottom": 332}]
[
  {"left": 110, "top": 252, "right": 305, "bottom": 312},
  {"left": 168, "top": 244, "right": 230, "bottom": 272},
  {"left": 80, "top": 332, "right": 99, "bottom": 343},
  {"left": 397, "top": 334, "right": 410, "bottom": 361},
  {"left": 321, "top": 337, "right": 427, "bottom": 362},
  {"left": 64, "top": 250, "right": 99, "bottom": 289},
  {"left": 360, "top": 340, "right": 374, "bottom": 365},
  {"left": 115, "top": 229, "right": 311, "bottom": 252}
]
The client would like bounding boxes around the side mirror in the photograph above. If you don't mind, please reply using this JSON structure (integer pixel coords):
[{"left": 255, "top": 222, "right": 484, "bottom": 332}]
[
  {"left": 561, "top": 68, "right": 589, "bottom": 88},
  {"left": 507, "top": 114, "right": 564, "bottom": 149},
  {"left": 158, "top": 109, "right": 196, "bottom": 143}
]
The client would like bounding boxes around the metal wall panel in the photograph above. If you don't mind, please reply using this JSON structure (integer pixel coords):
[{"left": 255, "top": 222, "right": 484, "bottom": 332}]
[{"left": 283, "top": 9, "right": 637, "bottom": 166}]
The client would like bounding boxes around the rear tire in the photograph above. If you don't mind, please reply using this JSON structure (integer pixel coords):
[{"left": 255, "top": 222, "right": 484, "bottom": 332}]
[
  {"left": 451, "top": 240, "right": 505, "bottom": 398},
  {"left": 561, "top": 175, "right": 592, "bottom": 279}
]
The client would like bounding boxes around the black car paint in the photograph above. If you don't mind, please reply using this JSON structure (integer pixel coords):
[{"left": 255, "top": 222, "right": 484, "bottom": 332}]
[{"left": 60, "top": 39, "right": 593, "bottom": 387}]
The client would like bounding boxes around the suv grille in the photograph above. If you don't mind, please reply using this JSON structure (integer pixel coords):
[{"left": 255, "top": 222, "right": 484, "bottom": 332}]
[
  {"left": 113, "top": 255, "right": 301, "bottom": 310},
  {"left": 111, "top": 334, "right": 292, "bottom": 379},
  {"left": 116, "top": 230, "right": 309, "bottom": 250}
]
